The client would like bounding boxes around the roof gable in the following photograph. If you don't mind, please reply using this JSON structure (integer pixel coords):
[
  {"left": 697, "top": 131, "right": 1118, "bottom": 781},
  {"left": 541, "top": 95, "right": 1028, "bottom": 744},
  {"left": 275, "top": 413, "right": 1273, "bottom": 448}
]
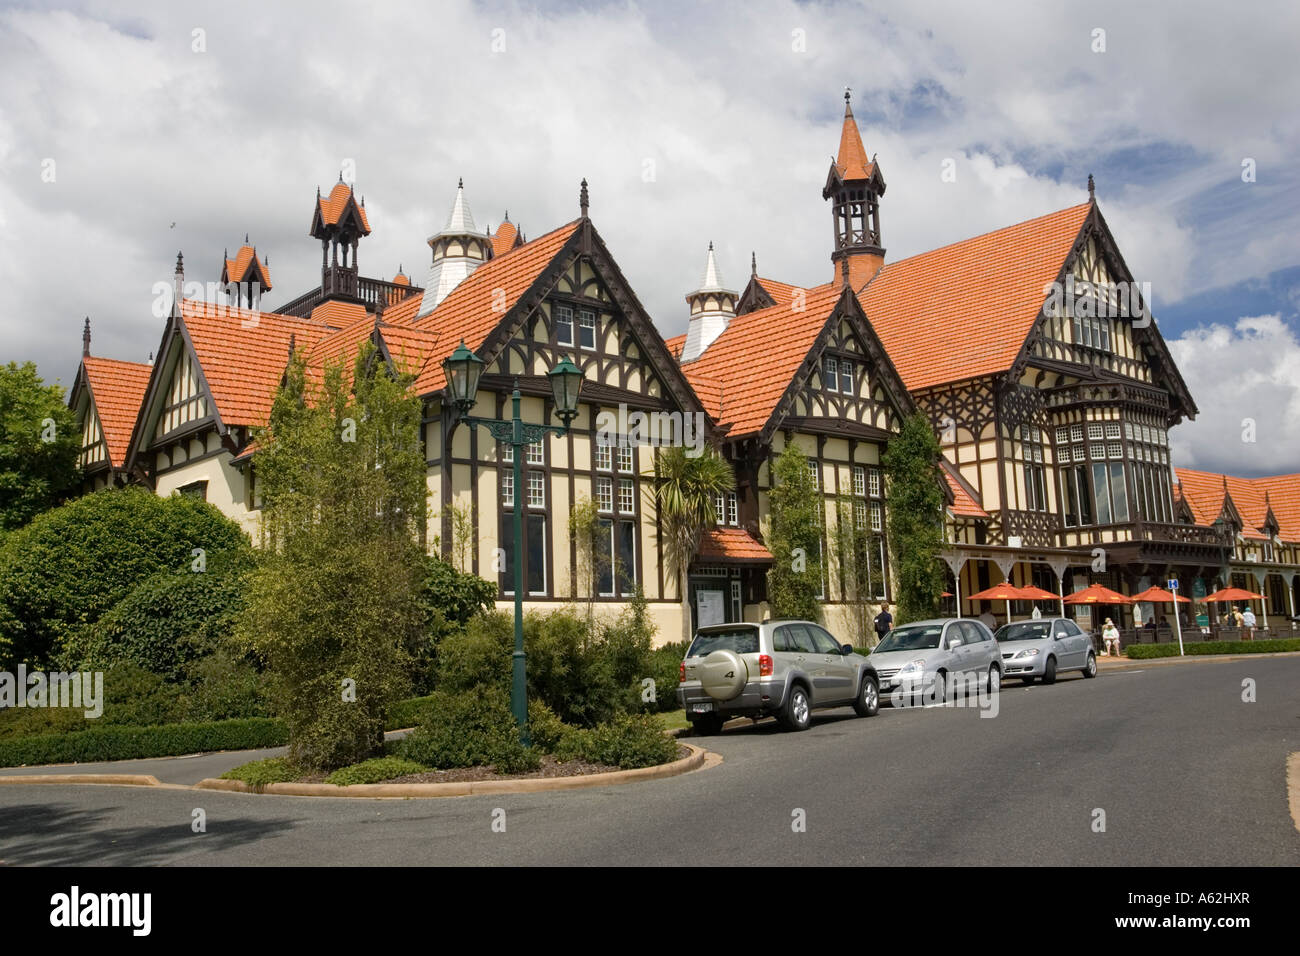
[{"left": 75, "top": 357, "right": 152, "bottom": 468}]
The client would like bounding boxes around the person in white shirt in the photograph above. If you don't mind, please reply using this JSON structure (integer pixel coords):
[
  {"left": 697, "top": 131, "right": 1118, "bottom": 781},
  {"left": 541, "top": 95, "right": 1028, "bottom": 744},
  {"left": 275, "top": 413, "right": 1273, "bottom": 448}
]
[
  {"left": 1101, "top": 618, "right": 1120, "bottom": 657},
  {"left": 1241, "top": 606, "right": 1257, "bottom": 640}
]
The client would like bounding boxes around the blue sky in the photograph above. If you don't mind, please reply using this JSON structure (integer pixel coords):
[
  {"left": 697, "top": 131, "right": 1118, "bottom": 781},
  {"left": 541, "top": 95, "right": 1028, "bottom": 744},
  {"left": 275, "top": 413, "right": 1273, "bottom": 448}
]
[{"left": 1, "top": 0, "right": 1297, "bottom": 474}]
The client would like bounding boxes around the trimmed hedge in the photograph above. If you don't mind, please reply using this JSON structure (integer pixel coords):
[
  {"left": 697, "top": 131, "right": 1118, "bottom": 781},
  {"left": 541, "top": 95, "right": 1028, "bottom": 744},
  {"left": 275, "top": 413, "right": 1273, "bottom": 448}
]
[
  {"left": 325, "top": 756, "right": 428, "bottom": 786},
  {"left": 0, "top": 717, "right": 286, "bottom": 767},
  {"left": 387, "top": 694, "right": 435, "bottom": 730},
  {"left": 555, "top": 713, "right": 680, "bottom": 769},
  {"left": 219, "top": 756, "right": 299, "bottom": 788},
  {"left": 1125, "top": 639, "right": 1300, "bottom": 659}
]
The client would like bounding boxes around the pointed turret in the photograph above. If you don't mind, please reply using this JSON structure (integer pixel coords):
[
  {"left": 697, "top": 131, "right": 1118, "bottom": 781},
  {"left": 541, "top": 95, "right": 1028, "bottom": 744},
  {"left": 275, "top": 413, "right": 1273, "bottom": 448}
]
[
  {"left": 681, "top": 242, "right": 738, "bottom": 362},
  {"left": 417, "top": 180, "right": 495, "bottom": 317},
  {"left": 823, "top": 89, "right": 887, "bottom": 289}
]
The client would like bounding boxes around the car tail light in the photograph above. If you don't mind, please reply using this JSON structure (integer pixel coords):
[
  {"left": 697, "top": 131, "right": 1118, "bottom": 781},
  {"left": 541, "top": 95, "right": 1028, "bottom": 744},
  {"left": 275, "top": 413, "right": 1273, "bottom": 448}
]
[
  {"left": 759, "top": 654, "right": 773, "bottom": 676},
  {"left": 679, "top": 661, "right": 686, "bottom": 683}
]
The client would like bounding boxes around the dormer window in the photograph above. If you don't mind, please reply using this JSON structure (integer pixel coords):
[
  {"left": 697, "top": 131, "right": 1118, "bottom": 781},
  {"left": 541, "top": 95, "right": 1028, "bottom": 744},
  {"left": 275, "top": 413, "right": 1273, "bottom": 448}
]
[{"left": 824, "top": 356, "right": 838, "bottom": 392}]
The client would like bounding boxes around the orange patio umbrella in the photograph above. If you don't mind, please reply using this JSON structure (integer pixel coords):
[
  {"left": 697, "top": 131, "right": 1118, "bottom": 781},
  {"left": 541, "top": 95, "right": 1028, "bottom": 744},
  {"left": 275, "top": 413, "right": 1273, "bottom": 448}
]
[
  {"left": 1131, "top": 586, "right": 1191, "bottom": 605},
  {"left": 967, "top": 582, "right": 1023, "bottom": 622},
  {"left": 1063, "top": 583, "right": 1133, "bottom": 605},
  {"left": 1203, "top": 587, "right": 1264, "bottom": 602}
]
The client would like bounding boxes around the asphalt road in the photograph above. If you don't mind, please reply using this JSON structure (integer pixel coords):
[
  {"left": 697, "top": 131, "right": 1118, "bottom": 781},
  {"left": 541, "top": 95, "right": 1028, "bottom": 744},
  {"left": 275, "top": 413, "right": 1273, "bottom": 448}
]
[{"left": 1, "top": 657, "right": 1297, "bottom": 866}]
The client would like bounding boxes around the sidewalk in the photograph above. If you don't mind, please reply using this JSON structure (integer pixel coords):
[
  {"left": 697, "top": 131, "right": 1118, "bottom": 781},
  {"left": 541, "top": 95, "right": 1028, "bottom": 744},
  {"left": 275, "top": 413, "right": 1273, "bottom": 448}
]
[{"left": 1097, "top": 649, "right": 1300, "bottom": 670}]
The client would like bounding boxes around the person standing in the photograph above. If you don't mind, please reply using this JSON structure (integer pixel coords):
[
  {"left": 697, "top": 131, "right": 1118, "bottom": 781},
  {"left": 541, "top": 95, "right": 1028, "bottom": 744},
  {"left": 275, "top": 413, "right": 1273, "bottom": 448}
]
[
  {"left": 1241, "top": 605, "right": 1257, "bottom": 640},
  {"left": 873, "top": 601, "right": 894, "bottom": 646},
  {"left": 1101, "top": 617, "right": 1120, "bottom": 657}
]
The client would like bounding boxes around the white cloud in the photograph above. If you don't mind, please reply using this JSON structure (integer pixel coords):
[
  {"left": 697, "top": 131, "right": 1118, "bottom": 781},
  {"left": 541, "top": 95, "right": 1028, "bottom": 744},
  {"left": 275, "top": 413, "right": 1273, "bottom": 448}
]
[
  {"left": 0, "top": 0, "right": 1297, "bottom": 403},
  {"left": 1168, "top": 315, "right": 1300, "bottom": 476}
]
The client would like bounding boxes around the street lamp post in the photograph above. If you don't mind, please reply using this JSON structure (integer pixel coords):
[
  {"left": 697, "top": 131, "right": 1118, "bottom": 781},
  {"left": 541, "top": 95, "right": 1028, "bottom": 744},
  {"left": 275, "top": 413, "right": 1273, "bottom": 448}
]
[{"left": 441, "top": 341, "right": 582, "bottom": 745}]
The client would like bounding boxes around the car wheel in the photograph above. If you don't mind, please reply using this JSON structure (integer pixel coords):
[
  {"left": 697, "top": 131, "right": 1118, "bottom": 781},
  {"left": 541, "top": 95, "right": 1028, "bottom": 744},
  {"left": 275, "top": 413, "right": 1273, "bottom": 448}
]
[
  {"left": 1083, "top": 653, "right": 1097, "bottom": 679},
  {"left": 1042, "top": 656, "right": 1057, "bottom": 684},
  {"left": 987, "top": 665, "right": 1000, "bottom": 695},
  {"left": 853, "top": 675, "right": 880, "bottom": 717},
  {"left": 692, "top": 713, "right": 724, "bottom": 736},
  {"left": 779, "top": 685, "right": 812, "bottom": 732},
  {"left": 931, "top": 670, "right": 947, "bottom": 704}
]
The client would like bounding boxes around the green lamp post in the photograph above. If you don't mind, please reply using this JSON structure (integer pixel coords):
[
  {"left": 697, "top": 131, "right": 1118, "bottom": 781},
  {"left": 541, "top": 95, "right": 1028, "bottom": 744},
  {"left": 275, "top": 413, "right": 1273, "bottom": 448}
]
[{"left": 441, "top": 341, "right": 582, "bottom": 744}]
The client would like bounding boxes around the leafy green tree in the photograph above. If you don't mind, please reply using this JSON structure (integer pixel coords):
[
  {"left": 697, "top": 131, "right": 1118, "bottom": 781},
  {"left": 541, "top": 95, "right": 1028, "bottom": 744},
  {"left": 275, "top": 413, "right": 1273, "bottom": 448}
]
[
  {"left": 651, "top": 445, "right": 735, "bottom": 642},
  {"left": 882, "top": 411, "right": 947, "bottom": 624},
  {"left": 0, "top": 487, "right": 250, "bottom": 668},
  {"left": 0, "top": 362, "right": 81, "bottom": 532},
  {"left": 413, "top": 553, "right": 497, "bottom": 693},
  {"left": 766, "top": 443, "right": 823, "bottom": 621},
  {"left": 237, "top": 345, "right": 427, "bottom": 771}
]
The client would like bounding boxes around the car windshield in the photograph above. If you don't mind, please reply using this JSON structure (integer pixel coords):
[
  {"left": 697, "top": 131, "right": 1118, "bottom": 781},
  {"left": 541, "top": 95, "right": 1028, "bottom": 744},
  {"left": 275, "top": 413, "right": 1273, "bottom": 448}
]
[
  {"left": 687, "top": 626, "right": 759, "bottom": 657},
  {"left": 874, "top": 625, "right": 942, "bottom": 652},
  {"left": 996, "top": 622, "right": 1052, "bottom": 642}
]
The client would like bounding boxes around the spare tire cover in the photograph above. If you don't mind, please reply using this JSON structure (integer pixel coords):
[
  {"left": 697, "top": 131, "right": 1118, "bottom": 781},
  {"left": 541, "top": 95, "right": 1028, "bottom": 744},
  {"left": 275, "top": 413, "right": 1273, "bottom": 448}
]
[{"left": 700, "top": 650, "right": 748, "bottom": 701}]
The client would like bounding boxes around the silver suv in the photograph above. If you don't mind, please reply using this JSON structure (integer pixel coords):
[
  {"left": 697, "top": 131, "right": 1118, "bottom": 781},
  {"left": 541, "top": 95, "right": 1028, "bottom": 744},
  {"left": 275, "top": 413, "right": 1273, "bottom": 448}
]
[{"left": 677, "top": 620, "right": 880, "bottom": 735}]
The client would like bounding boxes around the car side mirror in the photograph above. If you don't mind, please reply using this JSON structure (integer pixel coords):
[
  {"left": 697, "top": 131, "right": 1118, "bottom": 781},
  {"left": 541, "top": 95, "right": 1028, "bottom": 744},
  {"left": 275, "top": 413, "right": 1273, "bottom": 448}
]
[
  {"left": 841, "top": 643, "right": 853, "bottom": 655},
  {"left": 1056, "top": 632, "right": 1067, "bottom": 640},
  {"left": 947, "top": 638, "right": 963, "bottom": 650}
]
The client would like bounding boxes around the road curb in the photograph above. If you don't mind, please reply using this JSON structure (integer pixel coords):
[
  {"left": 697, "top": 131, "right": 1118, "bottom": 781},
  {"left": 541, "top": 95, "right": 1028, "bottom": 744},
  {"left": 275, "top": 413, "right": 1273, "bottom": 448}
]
[
  {"left": 193, "top": 742, "right": 710, "bottom": 798},
  {"left": 1102, "top": 650, "right": 1300, "bottom": 669},
  {"left": 0, "top": 773, "right": 162, "bottom": 787}
]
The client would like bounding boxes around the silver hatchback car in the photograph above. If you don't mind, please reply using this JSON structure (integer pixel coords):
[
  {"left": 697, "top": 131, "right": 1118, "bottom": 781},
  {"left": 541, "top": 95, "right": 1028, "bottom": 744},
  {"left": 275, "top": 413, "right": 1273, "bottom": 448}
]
[
  {"left": 870, "top": 618, "right": 1002, "bottom": 704},
  {"left": 994, "top": 617, "right": 1098, "bottom": 683},
  {"left": 677, "top": 620, "right": 880, "bottom": 735}
]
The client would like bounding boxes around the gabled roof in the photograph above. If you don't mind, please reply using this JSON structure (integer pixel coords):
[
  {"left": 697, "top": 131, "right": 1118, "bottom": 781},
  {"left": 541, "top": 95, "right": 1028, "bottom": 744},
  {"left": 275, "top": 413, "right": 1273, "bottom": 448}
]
[
  {"left": 180, "top": 300, "right": 335, "bottom": 427},
  {"left": 314, "top": 181, "right": 371, "bottom": 234},
  {"left": 78, "top": 357, "right": 152, "bottom": 467},
  {"left": 408, "top": 219, "right": 583, "bottom": 394},
  {"left": 941, "top": 459, "right": 989, "bottom": 519},
  {"left": 696, "top": 527, "right": 773, "bottom": 564},
  {"left": 222, "top": 243, "right": 272, "bottom": 291},
  {"left": 677, "top": 283, "right": 841, "bottom": 437},
  {"left": 492, "top": 220, "right": 520, "bottom": 257},
  {"left": 302, "top": 309, "right": 439, "bottom": 394},
  {"left": 859, "top": 202, "right": 1092, "bottom": 392},
  {"left": 1175, "top": 467, "right": 1300, "bottom": 542}
]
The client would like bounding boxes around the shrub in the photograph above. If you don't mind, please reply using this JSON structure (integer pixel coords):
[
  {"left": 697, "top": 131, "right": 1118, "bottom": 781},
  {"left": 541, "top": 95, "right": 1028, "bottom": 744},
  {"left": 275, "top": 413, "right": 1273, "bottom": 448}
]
[
  {"left": 0, "top": 487, "right": 251, "bottom": 668},
  {"left": 220, "top": 757, "right": 300, "bottom": 788},
  {"left": 1125, "top": 639, "right": 1300, "bottom": 659},
  {"left": 63, "top": 559, "right": 251, "bottom": 678},
  {"left": 412, "top": 555, "right": 497, "bottom": 694},
  {"left": 555, "top": 714, "right": 680, "bottom": 769},
  {"left": 325, "top": 756, "right": 429, "bottom": 786},
  {"left": 527, "top": 699, "right": 568, "bottom": 752},
  {"left": 0, "top": 717, "right": 286, "bottom": 768},
  {"left": 182, "top": 648, "right": 271, "bottom": 722},
  {"left": 396, "top": 687, "right": 539, "bottom": 774},
  {"left": 643, "top": 640, "right": 688, "bottom": 713},
  {"left": 386, "top": 694, "right": 435, "bottom": 730}
]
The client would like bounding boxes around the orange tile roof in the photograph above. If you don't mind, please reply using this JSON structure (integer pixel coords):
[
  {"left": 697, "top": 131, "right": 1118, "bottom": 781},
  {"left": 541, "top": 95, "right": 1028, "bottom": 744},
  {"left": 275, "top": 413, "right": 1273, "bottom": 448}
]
[
  {"left": 223, "top": 244, "right": 271, "bottom": 291},
  {"left": 860, "top": 203, "right": 1092, "bottom": 391},
  {"left": 81, "top": 357, "right": 153, "bottom": 467},
  {"left": 411, "top": 219, "right": 581, "bottom": 395},
  {"left": 756, "top": 277, "right": 801, "bottom": 308},
  {"left": 697, "top": 527, "right": 773, "bottom": 563},
  {"left": 833, "top": 102, "right": 875, "bottom": 182},
  {"left": 1175, "top": 467, "right": 1300, "bottom": 541},
  {"left": 318, "top": 181, "right": 371, "bottom": 233},
  {"left": 664, "top": 333, "right": 685, "bottom": 359},
  {"left": 180, "top": 299, "right": 335, "bottom": 428},
  {"left": 378, "top": 322, "right": 438, "bottom": 380},
  {"left": 492, "top": 221, "right": 519, "bottom": 257},
  {"left": 941, "top": 459, "right": 989, "bottom": 519},
  {"left": 678, "top": 283, "right": 842, "bottom": 437}
]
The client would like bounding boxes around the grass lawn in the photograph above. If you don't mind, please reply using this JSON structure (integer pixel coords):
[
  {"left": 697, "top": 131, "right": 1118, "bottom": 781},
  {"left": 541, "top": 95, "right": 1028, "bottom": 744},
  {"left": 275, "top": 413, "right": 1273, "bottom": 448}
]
[{"left": 655, "top": 709, "right": 688, "bottom": 732}]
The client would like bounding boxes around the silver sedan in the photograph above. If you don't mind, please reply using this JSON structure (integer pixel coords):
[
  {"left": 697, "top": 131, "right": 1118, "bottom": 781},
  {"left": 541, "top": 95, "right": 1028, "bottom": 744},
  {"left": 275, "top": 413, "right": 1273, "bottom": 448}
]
[{"left": 994, "top": 618, "right": 1098, "bottom": 684}]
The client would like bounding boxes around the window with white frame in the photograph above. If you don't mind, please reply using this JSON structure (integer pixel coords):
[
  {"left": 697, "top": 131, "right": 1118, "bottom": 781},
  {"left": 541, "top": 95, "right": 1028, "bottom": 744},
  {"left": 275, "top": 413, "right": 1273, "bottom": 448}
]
[
  {"left": 714, "top": 493, "right": 726, "bottom": 526},
  {"left": 501, "top": 469, "right": 514, "bottom": 507},
  {"left": 595, "top": 440, "right": 612, "bottom": 472},
  {"left": 617, "top": 443, "right": 634, "bottom": 473},
  {"left": 526, "top": 439, "right": 544, "bottom": 465},
  {"left": 726, "top": 492, "right": 738, "bottom": 526},
  {"left": 870, "top": 500, "right": 883, "bottom": 532},
  {"left": 808, "top": 460, "right": 820, "bottom": 487},
  {"left": 596, "top": 476, "right": 613, "bottom": 513},
  {"left": 579, "top": 310, "right": 597, "bottom": 349},
  {"left": 839, "top": 359, "right": 853, "bottom": 393},
  {"left": 527, "top": 471, "right": 545, "bottom": 508},
  {"left": 824, "top": 356, "right": 838, "bottom": 392},
  {"left": 554, "top": 304, "right": 574, "bottom": 346},
  {"left": 618, "top": 479, "right": 635, "bottom": 514},
  {"left": 853, "top": 465, "right": 866, "bottom": 498},
  {"left": 868, "top": 467, "right": 882, "bottom": 498}
]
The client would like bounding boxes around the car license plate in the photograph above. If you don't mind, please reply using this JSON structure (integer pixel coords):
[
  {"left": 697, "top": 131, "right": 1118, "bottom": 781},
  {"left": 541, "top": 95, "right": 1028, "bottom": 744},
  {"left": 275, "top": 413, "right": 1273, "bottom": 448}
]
[{"left": 690, "top": 703, "right": 714, "bottom": 714}]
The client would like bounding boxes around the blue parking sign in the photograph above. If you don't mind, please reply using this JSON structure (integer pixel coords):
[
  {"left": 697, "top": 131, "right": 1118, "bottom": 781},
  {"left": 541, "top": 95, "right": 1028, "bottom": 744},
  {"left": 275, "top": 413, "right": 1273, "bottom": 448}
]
[{"left": 1167, "top": 579, "right": 1179, "bottom": 591}]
